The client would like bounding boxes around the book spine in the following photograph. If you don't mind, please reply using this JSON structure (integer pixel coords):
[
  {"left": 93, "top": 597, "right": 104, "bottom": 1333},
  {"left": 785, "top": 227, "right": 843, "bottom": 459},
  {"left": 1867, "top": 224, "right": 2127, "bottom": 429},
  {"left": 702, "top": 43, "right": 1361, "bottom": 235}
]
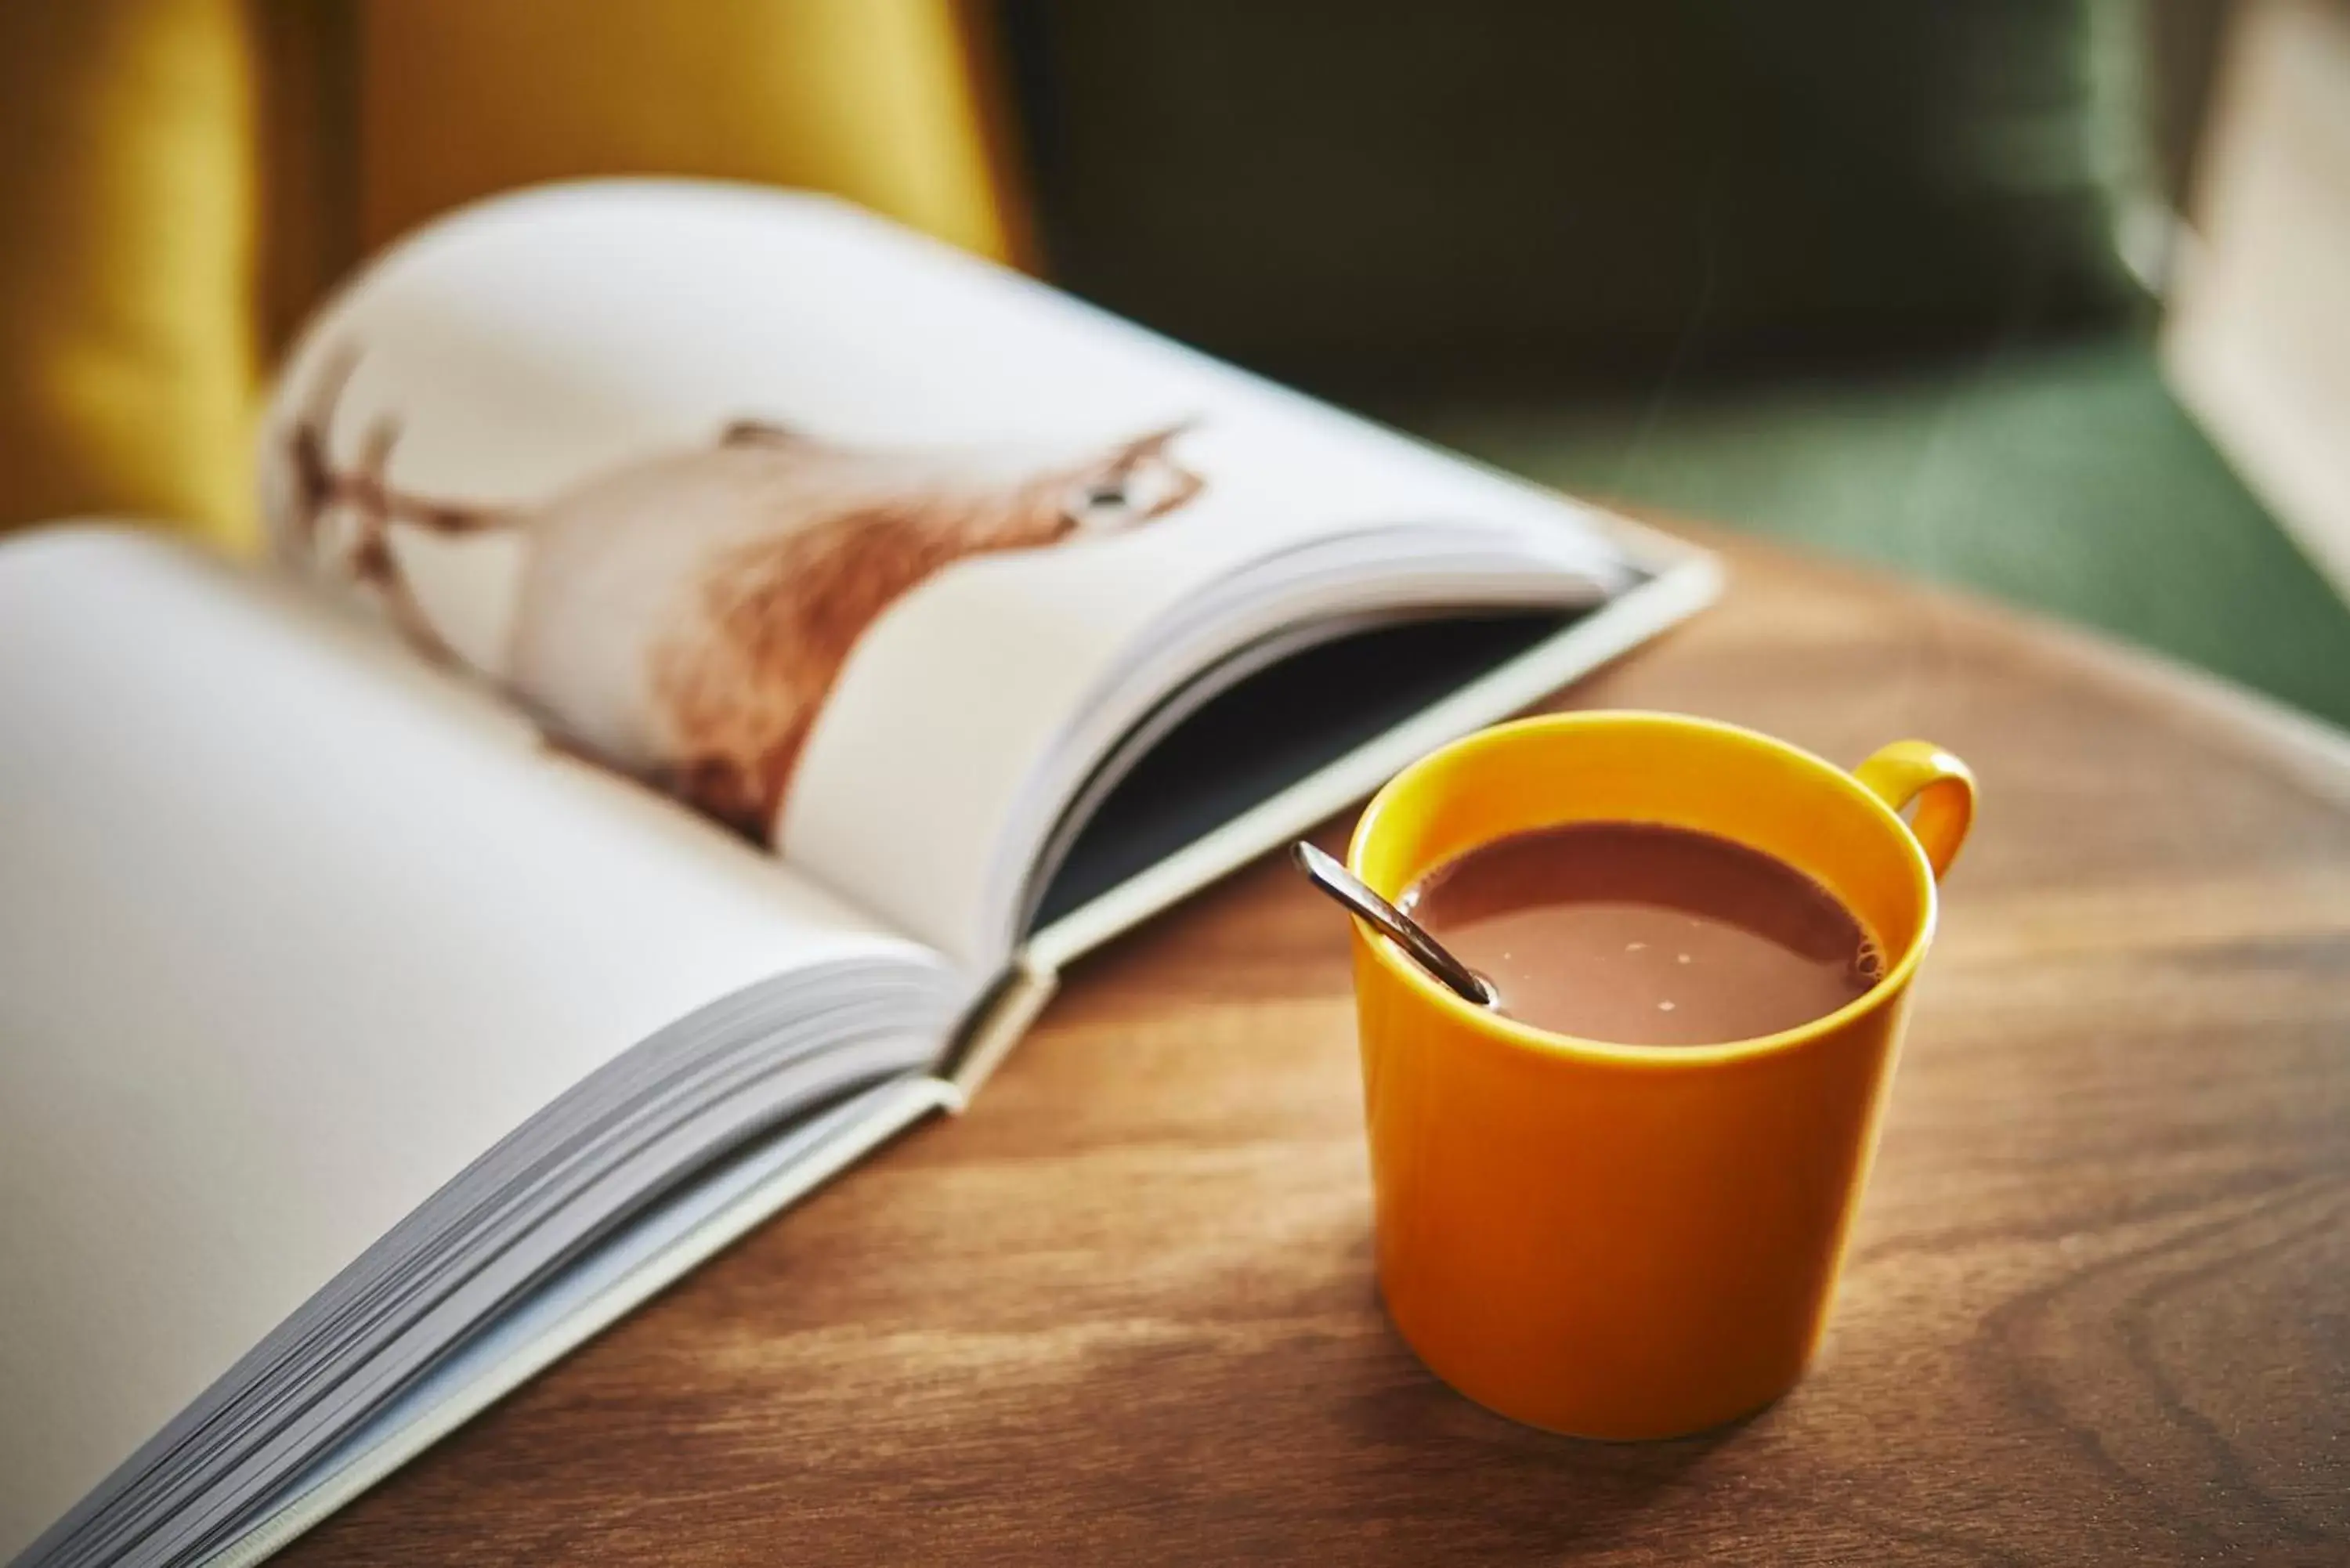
[{"left": 937, "top": 956, "right": 1061, "bottom": 1107}]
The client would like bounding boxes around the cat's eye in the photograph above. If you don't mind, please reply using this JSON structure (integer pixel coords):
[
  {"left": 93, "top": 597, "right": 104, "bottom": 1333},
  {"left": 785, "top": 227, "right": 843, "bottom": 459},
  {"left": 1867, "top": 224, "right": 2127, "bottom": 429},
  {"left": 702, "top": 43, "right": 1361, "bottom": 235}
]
[{"left": 1063, "top": 480, "right": 1130, "bottom": 530}]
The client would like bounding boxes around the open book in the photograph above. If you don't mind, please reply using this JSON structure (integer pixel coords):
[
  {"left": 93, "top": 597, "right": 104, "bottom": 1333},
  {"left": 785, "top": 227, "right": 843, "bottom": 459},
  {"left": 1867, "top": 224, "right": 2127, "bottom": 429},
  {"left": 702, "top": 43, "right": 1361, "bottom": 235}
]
[{"left": 0, "top": 181, "right": 1716, "bottom": 1567}]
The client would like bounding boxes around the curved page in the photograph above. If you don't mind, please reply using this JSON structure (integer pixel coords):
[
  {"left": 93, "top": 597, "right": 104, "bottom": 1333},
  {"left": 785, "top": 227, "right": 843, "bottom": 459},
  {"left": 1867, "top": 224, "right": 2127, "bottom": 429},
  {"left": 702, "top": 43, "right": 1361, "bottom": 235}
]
[
  {"left": 0, "top": 528, "right": 945, "bottom": 1564},
  {"left": 257, "top": 179, "right": 1629, "bottom": 969}
]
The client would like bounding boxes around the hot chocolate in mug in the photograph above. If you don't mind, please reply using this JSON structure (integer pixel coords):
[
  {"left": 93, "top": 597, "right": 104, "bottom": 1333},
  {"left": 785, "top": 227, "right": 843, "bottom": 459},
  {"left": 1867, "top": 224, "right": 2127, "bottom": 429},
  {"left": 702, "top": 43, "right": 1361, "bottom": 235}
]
[{"left": 1346, "top": 712, "right": 1974, "bottom": 1439}]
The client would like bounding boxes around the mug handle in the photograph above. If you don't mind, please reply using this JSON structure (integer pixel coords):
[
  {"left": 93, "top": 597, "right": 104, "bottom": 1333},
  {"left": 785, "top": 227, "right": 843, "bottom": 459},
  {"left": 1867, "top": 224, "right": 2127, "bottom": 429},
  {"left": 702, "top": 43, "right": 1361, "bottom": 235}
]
[{"left": 1853, "top": 740, "right": 1976, "bottom": 880}]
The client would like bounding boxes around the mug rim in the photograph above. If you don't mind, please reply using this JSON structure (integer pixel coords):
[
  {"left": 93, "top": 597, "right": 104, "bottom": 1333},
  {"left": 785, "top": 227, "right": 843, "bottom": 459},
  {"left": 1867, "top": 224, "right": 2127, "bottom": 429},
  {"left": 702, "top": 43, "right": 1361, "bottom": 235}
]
[{"left": 1346, "top": 710, "right": 1940, "bottom": 1068}]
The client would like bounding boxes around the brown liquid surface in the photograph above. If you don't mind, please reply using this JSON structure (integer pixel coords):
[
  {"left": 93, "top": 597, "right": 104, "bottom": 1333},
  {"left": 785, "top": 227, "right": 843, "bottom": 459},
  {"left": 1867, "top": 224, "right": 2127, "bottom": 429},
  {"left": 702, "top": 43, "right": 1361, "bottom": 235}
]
[{"left": 1401, "top": 821, "right": 1881, "bottom": 1046}]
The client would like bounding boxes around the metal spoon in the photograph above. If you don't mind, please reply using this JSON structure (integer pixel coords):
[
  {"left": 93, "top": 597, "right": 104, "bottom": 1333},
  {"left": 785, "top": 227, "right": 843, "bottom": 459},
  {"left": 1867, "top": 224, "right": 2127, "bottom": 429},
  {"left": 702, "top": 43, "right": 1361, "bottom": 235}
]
[{"left": 1291, "top": 841, "right": 1499, "bottom": 1008}]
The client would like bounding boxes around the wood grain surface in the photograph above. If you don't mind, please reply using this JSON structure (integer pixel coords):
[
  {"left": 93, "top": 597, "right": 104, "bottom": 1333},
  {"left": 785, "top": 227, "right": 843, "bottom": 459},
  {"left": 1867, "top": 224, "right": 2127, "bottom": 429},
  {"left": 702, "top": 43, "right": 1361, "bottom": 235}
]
[{"left": 286, "top": 533, "right": 2350, "bottom": 1566}]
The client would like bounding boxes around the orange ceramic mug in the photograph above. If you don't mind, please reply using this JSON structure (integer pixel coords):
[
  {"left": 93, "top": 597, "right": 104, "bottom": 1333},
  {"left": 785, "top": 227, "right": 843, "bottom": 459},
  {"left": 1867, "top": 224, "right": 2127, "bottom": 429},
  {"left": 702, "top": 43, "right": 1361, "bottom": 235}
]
[{"left": 1347, "top": 712, "right": 1974, "bottom": 1439}]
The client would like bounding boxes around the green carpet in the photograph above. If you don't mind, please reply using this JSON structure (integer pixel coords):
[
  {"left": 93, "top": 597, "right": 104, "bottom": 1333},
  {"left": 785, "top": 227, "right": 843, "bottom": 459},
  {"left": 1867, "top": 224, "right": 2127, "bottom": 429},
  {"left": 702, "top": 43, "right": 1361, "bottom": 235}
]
[{"left": 1383, "top": 336, "right": 2350, "bottom": 729}]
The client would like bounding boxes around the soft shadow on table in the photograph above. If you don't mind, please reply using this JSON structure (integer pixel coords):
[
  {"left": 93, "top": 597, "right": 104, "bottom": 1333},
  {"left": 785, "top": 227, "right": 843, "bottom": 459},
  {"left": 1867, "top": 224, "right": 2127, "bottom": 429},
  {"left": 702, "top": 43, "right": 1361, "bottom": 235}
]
[
  {"left": 1339, "top": 1352, "right": 1757, "bottom": 1553},
  {"left": 1159, "top": 1239, "right": 1771, "bottom": 1559}
]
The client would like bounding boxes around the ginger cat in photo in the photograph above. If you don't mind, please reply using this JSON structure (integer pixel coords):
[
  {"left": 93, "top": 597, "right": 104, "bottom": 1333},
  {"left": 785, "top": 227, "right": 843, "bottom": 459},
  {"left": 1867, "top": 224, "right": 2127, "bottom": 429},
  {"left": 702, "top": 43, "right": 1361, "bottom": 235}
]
[{"left": 278, "top": 350, "right": 1206, "bottom": 842}]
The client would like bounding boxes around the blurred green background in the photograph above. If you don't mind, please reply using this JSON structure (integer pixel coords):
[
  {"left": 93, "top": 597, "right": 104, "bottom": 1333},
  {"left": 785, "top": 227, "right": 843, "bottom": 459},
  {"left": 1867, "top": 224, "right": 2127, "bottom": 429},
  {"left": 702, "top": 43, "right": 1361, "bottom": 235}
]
[{"left": 1001, "top": 0, "right": 2350, "bottom": 725}]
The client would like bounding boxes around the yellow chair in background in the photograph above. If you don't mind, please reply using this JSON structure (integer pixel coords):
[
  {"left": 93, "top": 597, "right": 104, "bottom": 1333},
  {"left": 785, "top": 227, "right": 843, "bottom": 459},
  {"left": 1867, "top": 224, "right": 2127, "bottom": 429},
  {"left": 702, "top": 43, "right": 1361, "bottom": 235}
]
[{"left": 0, "top": 0, "right": 1026, "bottom": 550}]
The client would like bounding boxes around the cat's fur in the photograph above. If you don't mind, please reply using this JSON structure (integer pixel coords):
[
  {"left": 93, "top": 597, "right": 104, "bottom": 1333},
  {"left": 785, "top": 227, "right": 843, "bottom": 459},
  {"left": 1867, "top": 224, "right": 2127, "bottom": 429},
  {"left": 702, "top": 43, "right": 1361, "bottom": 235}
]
[{"left": 282, "top": 349, "right": 1206, "bottom": 840}]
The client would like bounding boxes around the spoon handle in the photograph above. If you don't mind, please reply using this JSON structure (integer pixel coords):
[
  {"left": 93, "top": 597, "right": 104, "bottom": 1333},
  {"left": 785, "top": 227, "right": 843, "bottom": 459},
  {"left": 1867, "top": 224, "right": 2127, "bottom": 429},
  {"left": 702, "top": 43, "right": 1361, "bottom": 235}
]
[{"left": 1292, "top": 842, "right": 1496, "bottom": 1007}]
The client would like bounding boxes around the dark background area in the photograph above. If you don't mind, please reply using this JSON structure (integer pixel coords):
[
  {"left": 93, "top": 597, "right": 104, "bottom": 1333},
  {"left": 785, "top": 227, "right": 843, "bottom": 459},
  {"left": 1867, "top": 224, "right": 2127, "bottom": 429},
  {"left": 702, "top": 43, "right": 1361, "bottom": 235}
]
[
  {"left": 1003, "top": 1, "right": 2160, "bottom": 389},
  {"left": 994, "top": 2, "right": 2350, "bottom": 726}
]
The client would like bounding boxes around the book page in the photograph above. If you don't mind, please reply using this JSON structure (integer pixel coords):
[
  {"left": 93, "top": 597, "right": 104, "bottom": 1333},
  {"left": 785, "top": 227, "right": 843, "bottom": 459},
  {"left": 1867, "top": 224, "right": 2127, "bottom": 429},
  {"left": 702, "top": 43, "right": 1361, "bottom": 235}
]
[
  {"left": 258, "top": 179, "right": 1629, "bottom": 967},
  {"left": 0, "top": 527, "right": 945, "bottom": 1562}
]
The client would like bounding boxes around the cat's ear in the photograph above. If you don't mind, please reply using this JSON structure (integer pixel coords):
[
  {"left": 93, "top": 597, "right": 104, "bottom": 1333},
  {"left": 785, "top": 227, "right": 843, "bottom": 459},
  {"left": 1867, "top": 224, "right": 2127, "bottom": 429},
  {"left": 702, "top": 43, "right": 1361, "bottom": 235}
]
[
  {"left": 719, "top": 418, "right": 817, "bottom": 450},
  {"left": 1101, "top": 419, "right": 1200, "bottom": 471},
  {"left": 1070, "top": 419, "right": 1206, "bottom": 525}
]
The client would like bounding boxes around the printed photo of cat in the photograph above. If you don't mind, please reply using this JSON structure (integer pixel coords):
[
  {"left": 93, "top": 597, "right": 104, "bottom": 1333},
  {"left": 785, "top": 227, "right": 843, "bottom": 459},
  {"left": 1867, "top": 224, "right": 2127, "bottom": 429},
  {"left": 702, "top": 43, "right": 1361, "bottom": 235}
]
[{"left": 277, "top": 347, "right": 1208, "bottom": 842}]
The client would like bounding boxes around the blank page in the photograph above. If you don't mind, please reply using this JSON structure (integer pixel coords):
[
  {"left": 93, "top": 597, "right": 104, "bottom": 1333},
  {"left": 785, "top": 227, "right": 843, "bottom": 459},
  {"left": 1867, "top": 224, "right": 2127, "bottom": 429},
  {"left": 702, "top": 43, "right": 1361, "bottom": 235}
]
[{"left": 0, "top": 528, "right": 924, "bottom": 1560}]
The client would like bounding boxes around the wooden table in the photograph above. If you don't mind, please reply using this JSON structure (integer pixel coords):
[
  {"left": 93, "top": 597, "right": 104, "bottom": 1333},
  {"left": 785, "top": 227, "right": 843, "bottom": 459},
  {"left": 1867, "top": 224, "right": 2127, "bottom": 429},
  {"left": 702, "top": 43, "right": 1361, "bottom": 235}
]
[{"left": 293, "top": 535, "right": 2350, "bottom": 1566}]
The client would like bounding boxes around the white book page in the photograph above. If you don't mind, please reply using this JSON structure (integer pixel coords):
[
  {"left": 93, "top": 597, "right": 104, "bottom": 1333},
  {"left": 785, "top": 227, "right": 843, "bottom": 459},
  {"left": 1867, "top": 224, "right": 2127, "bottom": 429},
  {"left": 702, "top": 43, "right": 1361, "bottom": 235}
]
[
  {"left": 0, "top": 527, "right": 936, "bottom": 1563},
  {"left": 258, "top": 179, "right": 1629, "bottom": 969}
]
